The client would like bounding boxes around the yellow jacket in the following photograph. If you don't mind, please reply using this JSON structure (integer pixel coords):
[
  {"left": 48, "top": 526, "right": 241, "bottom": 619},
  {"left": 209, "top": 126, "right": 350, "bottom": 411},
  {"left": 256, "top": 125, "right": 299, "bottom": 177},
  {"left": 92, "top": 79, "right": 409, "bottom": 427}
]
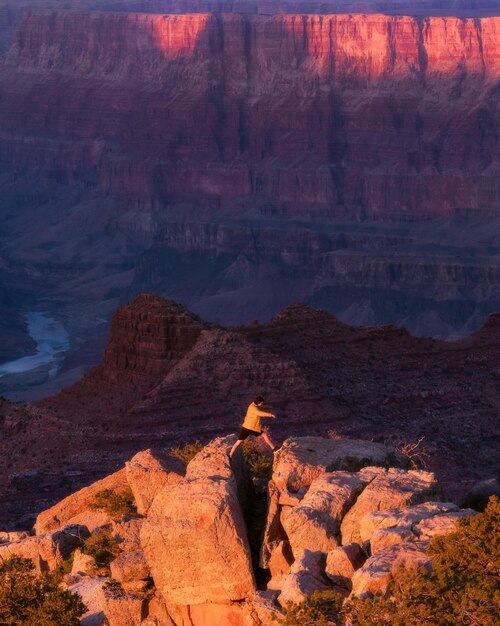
[{"left": 242, "top": 402, "right": 274, "bottom": 433}]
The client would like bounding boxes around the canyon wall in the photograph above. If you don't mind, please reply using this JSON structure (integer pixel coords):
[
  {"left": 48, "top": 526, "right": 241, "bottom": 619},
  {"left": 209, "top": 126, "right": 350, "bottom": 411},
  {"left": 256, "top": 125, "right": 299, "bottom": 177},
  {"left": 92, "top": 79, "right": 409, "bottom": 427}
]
[
  {"left": 1, "top": 10, "right": 499, "bottom": 218},
  {"left": 0, "top": 7, "right": 500, "bottom": 395}
]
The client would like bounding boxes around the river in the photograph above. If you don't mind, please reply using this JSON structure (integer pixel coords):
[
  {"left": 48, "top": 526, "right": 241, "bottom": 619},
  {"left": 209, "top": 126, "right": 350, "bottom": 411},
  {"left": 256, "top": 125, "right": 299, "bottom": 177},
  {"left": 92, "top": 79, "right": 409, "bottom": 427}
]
[{"left": 0, "top": 312, "right": 70, "bottom": 378}]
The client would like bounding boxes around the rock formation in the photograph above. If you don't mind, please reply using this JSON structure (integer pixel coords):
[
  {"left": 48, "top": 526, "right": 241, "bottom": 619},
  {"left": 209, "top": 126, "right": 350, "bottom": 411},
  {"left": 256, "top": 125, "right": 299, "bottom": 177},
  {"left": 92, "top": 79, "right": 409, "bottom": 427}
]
[{"left": 0, "top": 436, "right": 481, "bottom": 625}]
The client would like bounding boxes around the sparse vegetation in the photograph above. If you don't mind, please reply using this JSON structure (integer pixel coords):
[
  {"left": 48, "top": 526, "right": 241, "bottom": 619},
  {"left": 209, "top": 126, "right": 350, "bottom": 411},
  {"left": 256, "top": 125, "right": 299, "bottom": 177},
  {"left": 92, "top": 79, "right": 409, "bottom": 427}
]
[
  {"left": 90, "top": 488, "right": 137, "bottom": 519},
  {"left": 81, "top": 528, "right": 120, "bottom": 572},
  {"left": 170, "top": 440, "right": 204, "bottom": 463},
  {"left": 346, "top": 496, "right": 500, "bottom": 625},
  {"left": 387, "top": 436, "right": 431, "bottom": 470},
  {"left": 242, "top": 440, "right": 273, "bottom": 479},
  {"left": 279, "top": 591, "right": 343, "bottom": 626},
  {"left": 0, "top": 556, "right": 86, "bottom": 626}
]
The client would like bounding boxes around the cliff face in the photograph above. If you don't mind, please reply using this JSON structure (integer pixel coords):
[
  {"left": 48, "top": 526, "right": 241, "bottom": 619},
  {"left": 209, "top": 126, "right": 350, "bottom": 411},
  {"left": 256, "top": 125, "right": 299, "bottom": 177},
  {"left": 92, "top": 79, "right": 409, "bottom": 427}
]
[{"left": 1, "top": 10, "right": 499, "bottom": 217}]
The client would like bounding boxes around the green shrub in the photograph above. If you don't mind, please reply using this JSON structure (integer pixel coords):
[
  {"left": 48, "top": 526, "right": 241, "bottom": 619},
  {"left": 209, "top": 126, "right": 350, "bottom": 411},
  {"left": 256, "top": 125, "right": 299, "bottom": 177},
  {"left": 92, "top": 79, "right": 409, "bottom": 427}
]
[
  {"left": 242, "top": 440, "right": 273, "bottom": 479},
  {"left": 90, "top": 488, "right": 137, "bottom": 519},
  {"left": 170, "top": 440, "right": 204, "bottom": 463},
  {"left": 280, "top": 591, "right": 343, "bottom": 626},
  {"left": 0, "top": 556, "right": 86, "bottom": 626},
  {"left": 81, "top": 528, "right": 120, "bottom": 571},
  {"left": 346, "top": 496, "right": 500, "bottom": 626}
]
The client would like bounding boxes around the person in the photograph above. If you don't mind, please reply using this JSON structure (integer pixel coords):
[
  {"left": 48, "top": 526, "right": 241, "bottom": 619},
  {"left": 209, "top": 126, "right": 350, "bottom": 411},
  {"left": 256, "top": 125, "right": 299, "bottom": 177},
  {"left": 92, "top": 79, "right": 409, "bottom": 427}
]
[{"left": 229, "top": 395, "right": 279, "bottom": 459}]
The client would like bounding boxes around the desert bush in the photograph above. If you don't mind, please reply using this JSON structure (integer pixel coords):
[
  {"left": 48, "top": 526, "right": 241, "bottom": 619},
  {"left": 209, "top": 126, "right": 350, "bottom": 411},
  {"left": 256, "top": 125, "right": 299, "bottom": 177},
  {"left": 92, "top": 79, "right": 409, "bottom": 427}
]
[
  {"left": 346, "top": 496, "right": 500, "bottom": 626},
  {"left": 0, "top": 555, "right": 86, "bottom": 626},
  {"left": 81, "top": 528, "right": 120, "bottom": 571},
  {"left": 90, "top": 488, "right": 136, "bottom": 519},
  {"left": 280, "top": 591, "right": 343, "bottom": 626},
  {"left": 242, "top": 440, "right": 273, "bottom": 479},
  {"left": 170, "top": 440, "right": 204, "bottom": 463},
  {"left": 385, "top": 435, "right": 430, "bottom": 470}
]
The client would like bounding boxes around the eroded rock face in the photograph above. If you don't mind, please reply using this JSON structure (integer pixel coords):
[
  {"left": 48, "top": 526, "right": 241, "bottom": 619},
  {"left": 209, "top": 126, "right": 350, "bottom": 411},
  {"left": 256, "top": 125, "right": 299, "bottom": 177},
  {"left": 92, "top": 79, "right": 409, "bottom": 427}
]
[
  {"left": 0, "top": 524, "right": 89, "bottom": 573},
  {"left": 34, "top": 468, "right": 128, "bottom": 535},
  {"left": 125, "top": 449, "right": 184, "bottom": 516},
  {"left": 359, "top": 501, "right": 459, "bottom": 546},
  {"left": 278, "top": 550, "right": 330, "bottom": 606},
  {"left": 141, "top": 477, "right": 255, "bottom": 605},
  {"left": 341, "top": 469, "right": 440, "bottom": 544},
  {"left": 99, "top": 583, "right": 147, "bottom": 626},
  {"left": 281, "top": 471, "right": 366, "bottom": 556},
  {"left": 350, "top": 542, "right": 431, "bottom": 598},
  {"left": 110, "top": 550, "right": 150, "bottom": 584},
  {"left": 272, "top": 438, "right": 407, "bottom": 492},
  {"left": 415, "top": 509, "right": 477, "bottom": 539},
  {"left": 325, "top": 543, "right": 367, "bottom": 589}
]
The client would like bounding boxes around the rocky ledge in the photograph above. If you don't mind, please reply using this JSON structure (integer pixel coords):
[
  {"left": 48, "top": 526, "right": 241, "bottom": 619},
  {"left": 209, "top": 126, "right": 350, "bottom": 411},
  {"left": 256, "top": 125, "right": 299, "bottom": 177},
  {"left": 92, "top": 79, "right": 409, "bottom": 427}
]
[{"left": 0, "top": 435, "right": 481, "bottom": 626}]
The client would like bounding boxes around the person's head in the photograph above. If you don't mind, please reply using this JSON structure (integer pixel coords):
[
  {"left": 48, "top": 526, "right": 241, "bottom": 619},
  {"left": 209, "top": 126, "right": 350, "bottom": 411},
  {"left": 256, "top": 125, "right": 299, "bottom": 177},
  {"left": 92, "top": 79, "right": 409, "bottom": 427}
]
[{"left": 254, "top": 395, "right": 265, "bottom": 406}]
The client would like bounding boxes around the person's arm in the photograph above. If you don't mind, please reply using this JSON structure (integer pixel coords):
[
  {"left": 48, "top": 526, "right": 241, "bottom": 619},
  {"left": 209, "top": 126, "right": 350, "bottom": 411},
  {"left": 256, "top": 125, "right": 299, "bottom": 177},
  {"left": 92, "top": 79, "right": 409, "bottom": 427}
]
[{"left": 258, "top": 409, "right": 275, "bottom": 418}]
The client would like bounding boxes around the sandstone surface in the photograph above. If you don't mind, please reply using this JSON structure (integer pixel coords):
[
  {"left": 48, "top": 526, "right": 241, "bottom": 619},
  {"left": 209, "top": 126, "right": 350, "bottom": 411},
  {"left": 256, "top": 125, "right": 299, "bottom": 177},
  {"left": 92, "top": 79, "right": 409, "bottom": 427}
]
[
  {"left": 140, "top": 477, "right": 255, "bottom": 604},
  {"left": 272, "top": 437, "right": 407, "bottom": 491},
  {"left": 325, "top": 543, "right": 367, "bottom": 589},
  {"left": 359, "top": 501, "right": 459, "bottom": 545},
  {"left": 34, "top": 468, "right": 128, "bottom": 534},
  {"left": 350, "top": 542, "right": 431, "bottom": 597},
  {"left": 125, "top": 448, "right": 184, "bottom": 515},
  {"left": 278, "top": 549, "right": 330, "bottom": 606},
  {"left": 110, "top": 550, "right": 150, "bottom": 584},
  {"left": 0, "top": 524, "right": 89, "bottom": 573},
  {"left": 340, "top": 468, "right": 440, "bottom": 544},
  {"left": 281, "top": 471, "right": 365, "bottom": 555}
]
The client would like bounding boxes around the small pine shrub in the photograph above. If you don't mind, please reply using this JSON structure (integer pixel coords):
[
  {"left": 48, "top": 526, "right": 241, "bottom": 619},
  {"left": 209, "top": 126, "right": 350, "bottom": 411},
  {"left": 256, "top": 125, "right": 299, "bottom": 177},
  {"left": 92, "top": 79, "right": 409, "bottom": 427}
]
[
  {"left": 0, "top": 556, "right": 86, "bottom": 626},
  {"left": 242, "top": 440, "right": 273, "bottom": 479},
  {"left": 346, "top": 496, "right": 500, "bottom": 626},
  {"left": 280, "top": 591, "right": 343, "bottom": 626},
  {"left": 90, "top": 488, "right": 137, "bottom": 519},
  {"left": 81, "top": 528, "right": 120, "bottom": 572},
  {"left": 170, "top": 440, "right": 204, "bottom": 463}
]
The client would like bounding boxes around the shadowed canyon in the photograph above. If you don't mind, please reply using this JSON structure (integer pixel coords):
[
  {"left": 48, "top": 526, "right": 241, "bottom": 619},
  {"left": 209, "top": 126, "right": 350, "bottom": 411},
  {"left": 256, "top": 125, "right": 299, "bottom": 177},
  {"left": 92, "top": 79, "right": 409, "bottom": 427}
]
[{"left": 0, "top": 1, "right": 499, "bottom": 401}]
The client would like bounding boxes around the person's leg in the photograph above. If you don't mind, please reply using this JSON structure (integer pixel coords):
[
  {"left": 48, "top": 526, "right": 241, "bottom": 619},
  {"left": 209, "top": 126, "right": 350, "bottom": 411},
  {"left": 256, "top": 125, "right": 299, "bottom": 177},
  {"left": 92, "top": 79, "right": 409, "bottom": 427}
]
[
  {"left": 261, "top": 431, "right": 276, "bottom": 451},
  {"left": 229, "top": 438, "right": 244, "bottom": 459}
]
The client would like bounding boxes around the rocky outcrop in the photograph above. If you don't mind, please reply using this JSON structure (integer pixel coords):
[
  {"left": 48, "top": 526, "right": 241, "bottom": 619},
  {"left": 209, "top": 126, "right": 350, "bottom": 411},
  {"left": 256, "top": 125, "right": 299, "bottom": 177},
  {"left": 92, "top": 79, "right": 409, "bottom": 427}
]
[
  {"left": 34, "top": 468, "right": 128, "bottom": 535},
  {"left": 80, "top": 295, "right": 204, "bottom": 394},
  {"left": 140, "top": 438, "right": 256, "bottom": 607},
  {"left": 281, "top": 472, "right": 366, "bottom": 556},
  {"left": 272, "top": 438, "right": 408, "bottom": 492},
  {"left": 340, "top": 469, "right": 440, "bottom": 544},
  {"left": 125, "top": 448, "right": 184, "bottom": 515},
  {"left": 0, "top": 524, "right": 89, "bottom": 573},
  {"left": 1, "top": 436, "right": 482, "bottom": 625}
]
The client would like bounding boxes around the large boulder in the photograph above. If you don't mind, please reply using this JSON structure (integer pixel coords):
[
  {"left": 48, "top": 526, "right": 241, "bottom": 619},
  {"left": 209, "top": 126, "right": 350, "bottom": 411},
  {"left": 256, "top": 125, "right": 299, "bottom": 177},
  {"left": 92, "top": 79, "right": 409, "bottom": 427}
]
[
  {"left": 125, "top": 449, "right": 184, "bottom": 516},
  {"left": 272, "top": 437, "right": 408, "bottom": 492},
  {"left": 141, "top": 476, "right": 255, "bottom": 605},
  {"left": 460, "top": 478, "right": 500, "bottom": 511},
  {"left": 325, "top": 543, "right": 367, "bottom": 589},
  {"left": 110, "top": 550, "right": 150, "bottom": 584},
  {"left": 0, "top": 524, "right": 89, "bottom": 573},
  {"left": 341, "top": 469, "right": 440, "bottom": 545},
  {"left": 69, "top": 576, "right": 109, "bottom": 626},
  {"left": 113, "top": 517, "right": 144, "bottom": 552},
  {"left": 350, "top": 542, "right": 431, "bottom": 598},
  {"left": 278, "top": 550, "right": 330, "bottom": 606},
  {"left": 72, "top": 548, "right": 98, "bottom": 576},
  {"left": 281, "top": 472, "right": 366, "bottom": 556},
  {"left": 359, "top": 501, "right": 458, "bottom": 546},
  {"left": 99, "top": 582, "right": 147, "bottom": 626},
  {"left": 34, "top": 468, "right": 128, "bottom": 534},
  {"left": 415, "top": 509, "right": 477, "bottom": 539}
]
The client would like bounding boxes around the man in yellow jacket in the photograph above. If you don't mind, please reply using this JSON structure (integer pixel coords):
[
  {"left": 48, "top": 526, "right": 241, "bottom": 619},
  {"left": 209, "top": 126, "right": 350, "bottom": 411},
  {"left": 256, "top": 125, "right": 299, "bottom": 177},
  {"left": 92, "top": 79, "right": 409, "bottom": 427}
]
[{"left": 229, "top": 395, "right": 278, "bottom": 459}]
